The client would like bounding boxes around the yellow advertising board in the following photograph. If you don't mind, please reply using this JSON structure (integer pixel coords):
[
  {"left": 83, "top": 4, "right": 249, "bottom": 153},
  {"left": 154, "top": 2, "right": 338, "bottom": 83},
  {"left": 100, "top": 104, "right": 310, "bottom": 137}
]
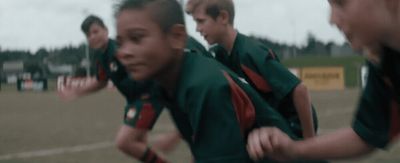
[{"left": 300, "top": 67, "right": 345, "bottom": 91}]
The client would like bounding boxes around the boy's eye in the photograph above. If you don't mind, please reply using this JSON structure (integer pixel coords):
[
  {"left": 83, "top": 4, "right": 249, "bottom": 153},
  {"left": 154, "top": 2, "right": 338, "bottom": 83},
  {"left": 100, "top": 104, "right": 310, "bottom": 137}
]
[
  {"left": 130, "top": 35, "right": 141, "bottom": 43},
  {"left": 116, "top": 39, "right": 122, "bottom": 47},
  {"left": 195, "top": 19, "right": 205, "bottom": 24},
  {"left": 128, "top": 32, "right": 145, "bottom": 43}
]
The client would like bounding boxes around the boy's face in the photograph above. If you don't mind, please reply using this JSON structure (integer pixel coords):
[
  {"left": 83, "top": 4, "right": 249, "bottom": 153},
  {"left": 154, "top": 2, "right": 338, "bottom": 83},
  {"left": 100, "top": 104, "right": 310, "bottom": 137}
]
[
  {"left": 116, "top": 9, "right": 176, "bottom": 81},
  {"left": 329, "top": 0, "right": 391, "bottom": 51},
  {"left": 86, "top": 24, "right": 108, "bottom": 49},
  {"left": 192, "top": 4, "right": 224, "bottom": 45}
]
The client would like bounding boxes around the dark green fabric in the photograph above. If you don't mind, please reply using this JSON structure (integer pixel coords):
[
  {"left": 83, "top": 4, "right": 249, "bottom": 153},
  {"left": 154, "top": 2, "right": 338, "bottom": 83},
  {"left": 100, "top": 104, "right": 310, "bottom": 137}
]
[
  {"left": 159, "top": 52, "right": 295, "bottom": 162},
  {"left": 186, "top": 36, "right": 213, "bottom": 58},
  {"left": 123, "top": 94, "right": 164, "bottom": 129},
  {"left": 352, "top": 46, "right": 400, "bottom": 148},
  {"left": 211, "top": 33, "right": 318, "bottom": 138}
]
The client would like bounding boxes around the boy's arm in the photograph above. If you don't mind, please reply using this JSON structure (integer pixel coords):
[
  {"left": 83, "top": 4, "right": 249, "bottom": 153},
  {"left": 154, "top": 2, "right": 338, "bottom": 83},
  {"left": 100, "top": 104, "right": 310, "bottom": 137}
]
[
  {"left": 246, "top": 50, "right": 315, "bottom": 138},
  {"left": 294, "top": 128, "right": 374, "bottom": 160},
  {"left": 118, "top": 100, "right": 169, "bottom": 162},
  {"left": 58, "top": 57, "right": 111, "bottom": 101},
  {"left": 292, "top": 83, "right": 315, "bottom": 138},
  {"left": 248, "top": 62, "right": 394, "bottom": 161},
  {"left": 116, "top": 126, "right": 168, "bottom": 163},
  {"left": 151, "top": 131, "right": 182, "bottom": 154},
  {"left": 247, "top": 127, "right": 374, "bottom": 161}
]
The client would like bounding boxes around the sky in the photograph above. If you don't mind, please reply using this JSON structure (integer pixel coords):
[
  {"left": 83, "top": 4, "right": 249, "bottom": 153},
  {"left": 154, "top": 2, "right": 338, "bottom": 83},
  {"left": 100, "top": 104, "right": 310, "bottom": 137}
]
[{"left": 0, "top": 0, "right": 345, "bottom": 52}]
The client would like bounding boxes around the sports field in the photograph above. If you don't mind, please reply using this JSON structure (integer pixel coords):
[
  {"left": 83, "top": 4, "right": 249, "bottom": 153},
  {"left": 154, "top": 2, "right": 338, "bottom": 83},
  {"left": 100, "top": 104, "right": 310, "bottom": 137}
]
[{"left": 0, "top": 84, "right": 399, "bottom": 163}]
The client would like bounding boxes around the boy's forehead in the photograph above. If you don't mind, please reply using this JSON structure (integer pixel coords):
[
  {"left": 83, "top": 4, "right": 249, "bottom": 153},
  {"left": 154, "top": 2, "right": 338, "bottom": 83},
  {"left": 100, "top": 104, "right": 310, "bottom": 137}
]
[
  {"left": 118, "top": 9, "right": 162, "bottom": 32},
  {"left": 118, "top": 9, "right": 150, "bottom": 22},
  {"left": 89, "top": 23, "right": 106, "bottom": 31},
  {"left": 90, "top": 23, "right": 102, "bottom": 28}
]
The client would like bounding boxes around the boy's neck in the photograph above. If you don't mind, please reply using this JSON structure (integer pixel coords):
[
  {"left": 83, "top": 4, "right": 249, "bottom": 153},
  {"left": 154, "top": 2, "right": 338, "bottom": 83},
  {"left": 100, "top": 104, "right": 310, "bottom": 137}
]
[
  {"left": 219, "top": 26, "right": 237, "bottom": 55},
  {"left": 157, "top": 50, "right": 184, "bottom": 98},
  {"left": 98, "top": 39, "right": 109, "bottom": 52}
]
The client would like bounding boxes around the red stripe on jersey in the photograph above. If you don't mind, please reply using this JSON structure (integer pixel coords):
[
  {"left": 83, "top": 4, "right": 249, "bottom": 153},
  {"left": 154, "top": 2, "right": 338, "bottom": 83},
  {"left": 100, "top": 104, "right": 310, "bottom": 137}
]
[
  {"left": 241, "top": 64, "right": 272, "bottom": 93},
  {"left": 223, "top": 71, "right": 256, "bottom": 136},
  {"left": 96, "top": 61, "right": 108, "bottom": 81},
  {"left": 389, "top": 100, "right": 400, "bottom": 141},
  {"left": 135, "top": 103, "right": 156, "bottom": 129}
]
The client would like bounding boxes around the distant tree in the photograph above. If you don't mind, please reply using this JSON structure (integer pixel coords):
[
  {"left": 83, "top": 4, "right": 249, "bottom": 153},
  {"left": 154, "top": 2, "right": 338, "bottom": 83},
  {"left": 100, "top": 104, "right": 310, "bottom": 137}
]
[
  {"left": 35, "top": 47, "right": 49, "bottom": 58},
  {"left": 325, "top": 41, "right": 335, "bottom": 55}
]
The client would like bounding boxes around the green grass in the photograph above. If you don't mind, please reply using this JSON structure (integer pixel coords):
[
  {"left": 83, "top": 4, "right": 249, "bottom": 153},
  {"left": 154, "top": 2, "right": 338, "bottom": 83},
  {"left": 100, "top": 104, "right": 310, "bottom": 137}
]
[{"left": 281, "top": 55, "right": 366, "bottom": 88}]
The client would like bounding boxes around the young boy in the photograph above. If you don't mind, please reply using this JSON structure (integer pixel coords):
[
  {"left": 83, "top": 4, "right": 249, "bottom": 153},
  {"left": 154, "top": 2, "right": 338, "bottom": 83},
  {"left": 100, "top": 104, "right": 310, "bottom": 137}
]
[
  {"left": 115, "top": 0, "right": 297, "bottom": 162},
  {"left": 58, "top": 15, "right": 207, "bottom": 161},
  {"left": 246, "top": 0, "right": 400, "bottom": 161},
  {"left": 186, "top": 0, "right": 317, "bottom": 139}
]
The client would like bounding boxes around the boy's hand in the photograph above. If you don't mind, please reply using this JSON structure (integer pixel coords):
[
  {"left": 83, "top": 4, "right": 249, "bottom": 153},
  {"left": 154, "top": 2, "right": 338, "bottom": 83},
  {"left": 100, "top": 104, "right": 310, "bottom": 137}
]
[
  {"left": 247, "top": 127, "right": 297, "bottom": 161},
  {"left": 58, "top": 86, "right": 79, "bottom": 101}
]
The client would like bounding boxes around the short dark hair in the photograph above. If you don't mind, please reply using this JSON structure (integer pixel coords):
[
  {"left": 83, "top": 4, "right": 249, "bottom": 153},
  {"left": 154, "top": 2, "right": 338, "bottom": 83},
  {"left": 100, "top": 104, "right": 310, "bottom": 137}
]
[
  {"left": 190, "top": 0, "right": 235, "bottom": 25},
  {"left": 81, "top": 15, "right": 107, "bottom": 35},
  {"left": 114, "top": 0, "right": 185, "bottom": 33}
]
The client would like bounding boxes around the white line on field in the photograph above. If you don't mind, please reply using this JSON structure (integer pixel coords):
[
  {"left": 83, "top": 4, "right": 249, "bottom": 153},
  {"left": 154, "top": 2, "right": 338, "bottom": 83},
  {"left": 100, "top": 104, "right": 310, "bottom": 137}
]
[{"left": 0, "top": 141, "right": 114, "bottom": 160}]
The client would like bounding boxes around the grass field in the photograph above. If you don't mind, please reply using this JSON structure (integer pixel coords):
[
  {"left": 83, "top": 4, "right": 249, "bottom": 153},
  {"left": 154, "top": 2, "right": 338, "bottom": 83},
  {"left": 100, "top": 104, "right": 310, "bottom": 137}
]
[{"left": 1, "top": 84, "right": 400, "bottom": 163}]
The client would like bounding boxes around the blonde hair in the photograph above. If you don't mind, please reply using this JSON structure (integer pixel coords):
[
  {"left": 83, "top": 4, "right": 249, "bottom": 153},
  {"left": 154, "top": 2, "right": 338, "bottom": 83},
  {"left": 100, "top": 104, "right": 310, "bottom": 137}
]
[{"left": 186, "top": 0, "right": 235, "bottom": 25}]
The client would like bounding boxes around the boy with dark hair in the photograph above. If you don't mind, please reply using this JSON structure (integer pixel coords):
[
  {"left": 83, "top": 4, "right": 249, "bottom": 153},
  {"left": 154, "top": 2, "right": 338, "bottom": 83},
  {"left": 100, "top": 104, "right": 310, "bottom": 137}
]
[
  {"left": 59, "top": 14, "right": 208, "bottom": 162},
  {"left": 81, "top": 15, "right": 107, "bottom": 35},
  {"left": 115, "top": 0, "right": 296, "bottom": 162},
  {"left": 246, "top": 0, "right": 400, "bottom": 161},
  {"left": 187, "top": 0, "right": 318, "bottom": 139}
]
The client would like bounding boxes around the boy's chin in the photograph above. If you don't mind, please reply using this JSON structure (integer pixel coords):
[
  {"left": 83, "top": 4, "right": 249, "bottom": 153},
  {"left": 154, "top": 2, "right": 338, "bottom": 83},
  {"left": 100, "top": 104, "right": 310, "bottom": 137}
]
[
  {"left": 130, "top": 72, "right": 150, "bottom": 82},
  {"left": 206, "top": 40, "right": 216, "bottom": 45}
]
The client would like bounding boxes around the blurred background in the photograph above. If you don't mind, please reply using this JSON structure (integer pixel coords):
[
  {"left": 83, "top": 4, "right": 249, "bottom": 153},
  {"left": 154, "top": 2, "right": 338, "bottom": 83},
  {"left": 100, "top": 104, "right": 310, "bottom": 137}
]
[{"left": 0, "top": 0, "right": 398, "bottom": 163}]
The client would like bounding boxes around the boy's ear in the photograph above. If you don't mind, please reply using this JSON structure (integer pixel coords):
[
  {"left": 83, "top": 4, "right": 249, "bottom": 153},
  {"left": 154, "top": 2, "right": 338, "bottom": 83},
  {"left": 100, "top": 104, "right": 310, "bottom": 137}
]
[
  {"left": 168, "top": 24, "right": 187, "bottom": 50},
  {"left": 218, "top": 10, "right": 230, "bottom": 24}
]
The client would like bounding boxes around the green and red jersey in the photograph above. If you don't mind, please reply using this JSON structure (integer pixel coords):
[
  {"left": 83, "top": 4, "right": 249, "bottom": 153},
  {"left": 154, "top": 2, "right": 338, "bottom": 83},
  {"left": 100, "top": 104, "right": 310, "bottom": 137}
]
[
  {"left": 158, "top": 52, "right": 295, "bottom": 162},
  {"left": 99, "top": 37, "right": 215, "bottom": 129},
  {"left": 211, "top": 32, "right": 318, "bottom": 137},
  {"left": 352, "top": 46, "right": 400, "bottom": 148},
  {"left": 94, "top": 39, "right": 161, "bottom": 129}
]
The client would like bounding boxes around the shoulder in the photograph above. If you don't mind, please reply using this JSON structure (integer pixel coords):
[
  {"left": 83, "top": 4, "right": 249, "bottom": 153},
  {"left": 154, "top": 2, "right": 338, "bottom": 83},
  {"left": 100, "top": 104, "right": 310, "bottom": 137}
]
[
  {"left": 180, "top": 53, "right": 231, "bottom": 91},
  {"left": 236, "top": 33, "right": 276, "bottom": 62}
]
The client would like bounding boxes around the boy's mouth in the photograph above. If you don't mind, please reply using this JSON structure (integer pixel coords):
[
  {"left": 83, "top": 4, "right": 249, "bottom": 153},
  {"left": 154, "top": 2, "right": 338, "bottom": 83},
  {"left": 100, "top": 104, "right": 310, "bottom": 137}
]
[{"left": 126, "top": 63, "right": 145, "bottom": 72}]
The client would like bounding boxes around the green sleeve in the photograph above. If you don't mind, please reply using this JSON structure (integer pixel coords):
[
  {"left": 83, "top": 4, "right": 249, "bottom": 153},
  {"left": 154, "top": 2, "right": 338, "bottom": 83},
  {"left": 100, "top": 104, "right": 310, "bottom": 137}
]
[
  {"left": 226, "top": 70, "right": 297, "bottom": 138},
  {"left": 352, "top": 63, "right": 395, "bottom": 149},
  {"left": 123, "top": 95, "right": 164, "bottom": 130},
  {"left": 245, "top": 49, "right": 300, "bottom": 101},
  {"left": 186, "top": 71, "right": 296, "bottom": 162},
  {"left": 185, "top": 72, "right": 252, "bottom": 162}
]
